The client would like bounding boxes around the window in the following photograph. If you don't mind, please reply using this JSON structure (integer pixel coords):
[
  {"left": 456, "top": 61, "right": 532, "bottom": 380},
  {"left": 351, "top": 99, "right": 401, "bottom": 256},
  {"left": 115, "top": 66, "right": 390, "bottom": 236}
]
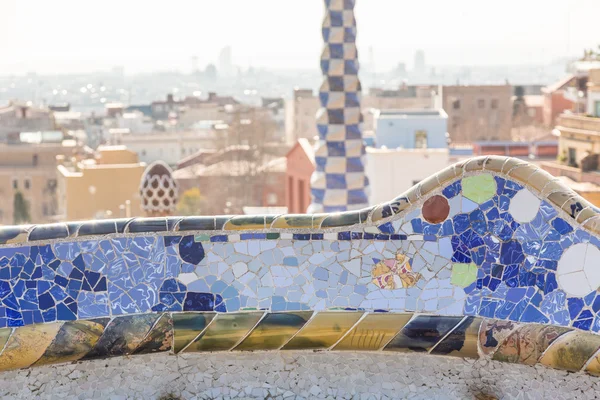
[
  {"left": 452, "top": 100, "right": 460, "bottom": 110},
  {"left": 568, "top": 147, "right": 577, "bottom": 167},
  {"left": 491, "top": 99, "right": 499, "bottom": 109},
  {"left": 478, "top": 99, "right": 485, "bottom": 109},
  {"left": 32, "top": 154, "right": 38, "bottom": 166},
  {"left": 12, "top": 179, "right": 17, "bottom": 190},
  {"left": 298, "top": 179, "right": 305, "bottom": 213},
  {"left": 414, "top": 130, "right": 427, "bottom": 149},
  {"left": 24, "top": 179, "right": 30, "bottom": 190}
]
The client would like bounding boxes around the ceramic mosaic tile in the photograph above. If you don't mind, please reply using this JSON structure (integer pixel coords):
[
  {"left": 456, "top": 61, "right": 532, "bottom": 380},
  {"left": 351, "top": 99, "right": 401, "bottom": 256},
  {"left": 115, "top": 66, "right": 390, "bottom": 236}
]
[
  {"left": 0, "top": 156, "right": 600, "bottom": 375},
  {"left": 309, "top": 0, "right": 369, "bottom": 213}
]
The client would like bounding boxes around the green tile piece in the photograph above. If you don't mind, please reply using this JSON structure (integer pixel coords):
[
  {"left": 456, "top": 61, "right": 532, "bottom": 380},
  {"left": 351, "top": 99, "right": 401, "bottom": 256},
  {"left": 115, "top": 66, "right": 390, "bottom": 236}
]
[
  {"left": 451, "top": 263, "right": 478, "bottom": 288},
  {"left": 266, "top": 233, "right": 280, "bottom": 240},
  {"left": 462, "top": 174, "right": 496, "bottom": 204},
  {"left": 194, "top": 234, "right": 211, "bottom": 242}
]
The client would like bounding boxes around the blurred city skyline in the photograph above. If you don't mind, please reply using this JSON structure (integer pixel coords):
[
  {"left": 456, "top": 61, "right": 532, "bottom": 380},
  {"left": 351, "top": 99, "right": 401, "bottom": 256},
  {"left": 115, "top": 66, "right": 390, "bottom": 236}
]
[{"left": 1, "top": 0, "right": 599, "bottom": 75}]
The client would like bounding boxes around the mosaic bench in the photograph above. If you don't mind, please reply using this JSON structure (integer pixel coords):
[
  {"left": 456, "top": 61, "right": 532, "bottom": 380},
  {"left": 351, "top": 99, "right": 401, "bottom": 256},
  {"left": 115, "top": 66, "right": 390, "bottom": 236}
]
[{"left": 1, "top": 156, "right": 600, "bottom": 375}]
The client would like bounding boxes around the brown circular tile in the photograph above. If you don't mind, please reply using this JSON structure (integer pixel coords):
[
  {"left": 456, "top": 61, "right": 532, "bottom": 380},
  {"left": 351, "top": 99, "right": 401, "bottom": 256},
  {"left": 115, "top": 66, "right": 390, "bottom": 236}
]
[{"left": 422, "top": 195, "right": 450, "bottom": 224}]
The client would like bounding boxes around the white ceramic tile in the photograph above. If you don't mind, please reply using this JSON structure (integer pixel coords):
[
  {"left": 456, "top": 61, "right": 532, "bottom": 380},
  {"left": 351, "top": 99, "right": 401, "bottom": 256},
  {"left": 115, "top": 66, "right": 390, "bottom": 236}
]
[{"left": 509, "top": 189, "right": 541, "bottom": 223}]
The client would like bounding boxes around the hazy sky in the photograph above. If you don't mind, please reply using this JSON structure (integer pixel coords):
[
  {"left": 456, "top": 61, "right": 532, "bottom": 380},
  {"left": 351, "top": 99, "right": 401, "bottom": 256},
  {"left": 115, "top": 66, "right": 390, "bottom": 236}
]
[{"left": 0, "top": 0, "right": 598, "bottom": 75}]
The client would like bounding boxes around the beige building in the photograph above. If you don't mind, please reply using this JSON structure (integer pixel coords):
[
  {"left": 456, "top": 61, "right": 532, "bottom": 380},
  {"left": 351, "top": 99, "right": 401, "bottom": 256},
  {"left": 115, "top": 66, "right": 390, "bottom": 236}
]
[
  {"left": 540, "top": 69, "right": 600, "bottom": 207},
  {"left": 442, "top": 85, "right": 513, "bottom": 143},
  {"left": 178, "top": 104, "right": 227, "bottom": 129},
  {"left": 56, "top": 146, "right": 146, "bottom": 221},
  {"left": 290, "top": 89, "right": 320, "bottom": 142},
  {"left": 289, "top": 87, "right": 436, "bottom": 143},
  {"left": 0, "top": 137, "right": 85, "bottom": 225},
  {"left": 109, "top": 129, "right": 220, "bottom": 166},
  {"left": 554, "top": 113, "right": 600, "bottom": 167}
]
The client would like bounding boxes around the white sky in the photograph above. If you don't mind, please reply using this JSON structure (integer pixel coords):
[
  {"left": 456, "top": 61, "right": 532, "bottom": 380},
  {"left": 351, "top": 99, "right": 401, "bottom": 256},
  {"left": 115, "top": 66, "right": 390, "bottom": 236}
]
[{"left": 0, "top": 0, "right": 598, "bottom": 75}]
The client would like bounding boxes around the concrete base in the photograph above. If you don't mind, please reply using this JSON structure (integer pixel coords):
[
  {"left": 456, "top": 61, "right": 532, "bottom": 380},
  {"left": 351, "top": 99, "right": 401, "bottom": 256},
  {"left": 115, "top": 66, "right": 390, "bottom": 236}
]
[{"left": 0, "top": 352, "right": 597, "bottom": 399}]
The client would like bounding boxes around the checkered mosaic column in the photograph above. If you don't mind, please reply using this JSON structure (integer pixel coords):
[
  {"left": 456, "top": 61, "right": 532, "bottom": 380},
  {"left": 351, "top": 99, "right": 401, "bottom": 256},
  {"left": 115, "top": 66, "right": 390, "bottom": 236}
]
[{"left": 308, "top": 0, "right": 369, "bottom": 214}]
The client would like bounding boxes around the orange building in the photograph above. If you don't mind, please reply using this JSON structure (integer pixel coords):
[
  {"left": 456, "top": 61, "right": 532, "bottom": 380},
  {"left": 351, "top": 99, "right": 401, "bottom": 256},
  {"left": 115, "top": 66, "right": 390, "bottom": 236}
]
[
  {"left": 285, "top": 139, "right": 315, "bottom": 214},
  {"left": 542, "top": 75, "right": 577, "bottom": 127}
]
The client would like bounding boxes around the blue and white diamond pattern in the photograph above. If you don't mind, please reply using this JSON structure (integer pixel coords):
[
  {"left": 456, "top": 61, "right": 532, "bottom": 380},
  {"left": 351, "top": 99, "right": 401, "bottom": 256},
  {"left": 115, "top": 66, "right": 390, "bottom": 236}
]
[{"left": 309, "top": 0, "right": 369, "bottom": 213}]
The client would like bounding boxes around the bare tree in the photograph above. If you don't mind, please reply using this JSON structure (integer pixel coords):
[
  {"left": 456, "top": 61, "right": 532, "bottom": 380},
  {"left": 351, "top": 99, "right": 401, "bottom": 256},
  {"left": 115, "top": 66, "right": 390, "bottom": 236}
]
[{"left": 205, "top": 106, "right": 279, "bottom": 214}]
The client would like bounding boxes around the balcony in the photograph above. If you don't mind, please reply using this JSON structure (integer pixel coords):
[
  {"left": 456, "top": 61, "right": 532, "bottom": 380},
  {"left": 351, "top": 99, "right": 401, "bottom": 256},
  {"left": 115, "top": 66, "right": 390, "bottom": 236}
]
[{"left": 556, "top": 113, "right": 600, "bottom": 137}]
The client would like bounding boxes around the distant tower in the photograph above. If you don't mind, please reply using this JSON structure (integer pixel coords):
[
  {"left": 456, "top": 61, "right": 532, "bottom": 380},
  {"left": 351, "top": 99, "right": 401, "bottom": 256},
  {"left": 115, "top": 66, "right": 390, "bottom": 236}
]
[
  {"left": 308, "top": 0, "right": 369, "bottom": 213},
  {"left": 191, "top": 56, "right": 199, "bottom": 74},
  {"left": 218, "top": 46, "right": 233, "bottom": 77},
  {"left": 414, "top": 49, "right": 426, "bottom": 74},
  {"left": 139, "top": 161, "right": 179, "bottom": 217}
]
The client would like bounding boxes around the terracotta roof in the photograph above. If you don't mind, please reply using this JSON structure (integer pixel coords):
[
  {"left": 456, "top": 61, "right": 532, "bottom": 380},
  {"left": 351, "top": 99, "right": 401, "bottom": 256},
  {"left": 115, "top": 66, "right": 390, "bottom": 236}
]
[
  {"left": 287, "top": 138, "right": 315, "bottom": 164},
  {"left": 542, "top": 75, "right": 575, "bottom": 93}
]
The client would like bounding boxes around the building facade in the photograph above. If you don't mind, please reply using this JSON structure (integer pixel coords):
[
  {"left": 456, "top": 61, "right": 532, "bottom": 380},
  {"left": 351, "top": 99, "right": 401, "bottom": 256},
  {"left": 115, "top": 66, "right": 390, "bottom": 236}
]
[
  {"left": 290, "top": 89, "right": 320, "bottom": 142},
  {"left": 0, "top": 138, "right": 85, "bottom": 225},
  {"left": 542, "top": 75, "right": 577, "bottom": 128},
  {"left": 110, "top": 130, "right": 217, "bottom": 166},
  {"left": 290, "top": 86, "right": 435, "bottom": 143},
  {"left": 56, "top": 146, "right": 146, "bottom": 221},
  {"left": 442, "top": 85, "right": 512, "bottom": 143},
  {"left": 374, "top": 109, "right": 448, "bottom": 149},
  {"left": 365, "top": 147, "right": 458, "bottom": 206},
  {"left": 0, "top": 103, "right": 55, "bottom": 141},
  {"left": 285, "top": 139, "right": 315, "bottom": 214}
]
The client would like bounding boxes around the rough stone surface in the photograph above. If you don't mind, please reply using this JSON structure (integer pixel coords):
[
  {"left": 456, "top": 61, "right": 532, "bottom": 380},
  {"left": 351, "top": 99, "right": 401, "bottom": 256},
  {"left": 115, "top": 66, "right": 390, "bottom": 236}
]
[{"left": 0, "top": 352, "right": 598, "bottom": 399}]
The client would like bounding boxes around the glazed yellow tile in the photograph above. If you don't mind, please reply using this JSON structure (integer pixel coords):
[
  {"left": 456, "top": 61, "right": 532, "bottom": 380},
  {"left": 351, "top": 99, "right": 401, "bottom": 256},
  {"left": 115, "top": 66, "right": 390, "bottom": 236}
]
[
  {"left": 0, "top": 323, "right": 62, "bottom": 371},
  {"left": 34, "top": 320, "right": 107, "bottom": 367},
  {"left": 223, "top": 216, "right": 266, "bottom": 231},
  {"left": 333, "top": 313, "right": 412, "bottom": 351},
  {"left": 283, "top": 312, "right": 363, "bottom": 350},
  {"left": 173, "top": 313, "right": 216, "bottom": 353},
  {"left": 539, "top": 331, "right": 600, "bottom": 372},
  {"left": 271, "top": 215, "right": 314, "bottom": 229},
  {"left": 184, "top": 312, "right": 264, "bottom": 352},
  {"left": 235, "top": 311, "right": 313, "bottom": 351}
]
